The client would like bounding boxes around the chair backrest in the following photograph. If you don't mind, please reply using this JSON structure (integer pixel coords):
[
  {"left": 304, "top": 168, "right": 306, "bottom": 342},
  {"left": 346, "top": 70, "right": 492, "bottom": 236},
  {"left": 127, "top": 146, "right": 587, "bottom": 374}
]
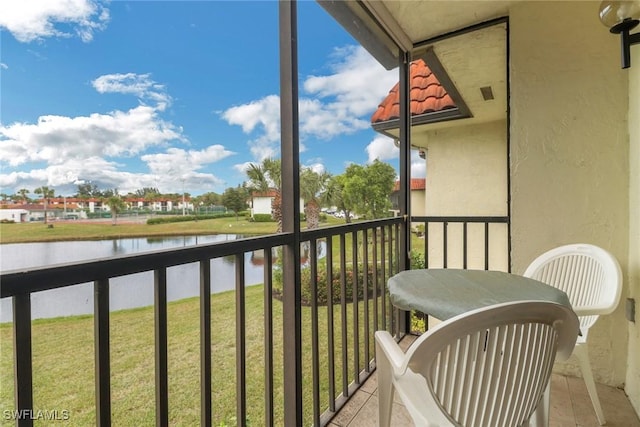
[
  {"left": 523, "top": 244, "right": 622, "bottom": 337},
  {"left": 403, "top": 301, "right": 579, "bottom": 427}
]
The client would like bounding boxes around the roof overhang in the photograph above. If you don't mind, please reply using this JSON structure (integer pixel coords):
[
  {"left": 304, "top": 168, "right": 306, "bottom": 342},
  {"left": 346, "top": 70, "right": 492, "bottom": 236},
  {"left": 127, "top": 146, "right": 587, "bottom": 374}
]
[
  {"left": 319, "top": 1, "right": 509, "bottom": 138},
  {"left": 319, "top": 1, "right": 513, "bottom": 65}
]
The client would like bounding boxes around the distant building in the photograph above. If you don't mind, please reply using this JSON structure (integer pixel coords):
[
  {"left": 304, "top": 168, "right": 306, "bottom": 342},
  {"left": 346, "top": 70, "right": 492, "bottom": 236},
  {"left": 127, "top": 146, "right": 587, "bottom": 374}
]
[
  {"left": 0, "top": 209, "right": 29, "bottom": 223},
  {"left": 389, "top": 178, "right": 426, "bottom": 217},
  {"left": 250, "top": 190, "right": 303, "bottom": 218}
]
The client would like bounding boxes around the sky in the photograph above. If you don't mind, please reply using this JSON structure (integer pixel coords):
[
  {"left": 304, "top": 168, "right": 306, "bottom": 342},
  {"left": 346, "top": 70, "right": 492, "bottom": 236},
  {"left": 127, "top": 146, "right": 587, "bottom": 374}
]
[{"left": 0, "top": 0, "right": 425, "bottom": 197}]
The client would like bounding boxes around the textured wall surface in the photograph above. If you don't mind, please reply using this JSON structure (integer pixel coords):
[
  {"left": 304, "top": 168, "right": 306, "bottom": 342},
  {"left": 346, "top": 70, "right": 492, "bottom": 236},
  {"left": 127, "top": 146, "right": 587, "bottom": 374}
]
[
  {"left": 510, "top": 2, "right": 629, "bottom": 386},
  {"left": 424, "top": 120, "right": 508, "bottom": 217},
  {"left": 626, "top": 48, "right": 640, "bottom": 414},
  {"left": 421, "top": 120, "right": 509, "bottom": 271}
]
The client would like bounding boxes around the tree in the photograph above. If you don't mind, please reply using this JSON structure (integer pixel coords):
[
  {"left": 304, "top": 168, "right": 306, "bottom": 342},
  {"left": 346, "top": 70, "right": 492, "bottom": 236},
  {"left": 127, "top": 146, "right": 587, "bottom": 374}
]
[
  {"left": 17, "top": 188, "right": 30, "bottom": 203},
  {"left": 245, "top": 158, "right": 282, "bottom": 232},
  {"left": 34, "top": 186, "right": 55, "bottom": 224},
  {"left": 104, "top": 195, "right": 126, "bottom": 225},
  {"left": 324, "top": 174, "right": 354, "bottom": 223},
  {"left": 193, "top": 192, "right": 222, "bottom": 213},
  {"left": 343, "top": 160, "right": 396, "bottom": 220},
  {"left": 300, "top": 168, "right": 330, "bottom": 229},
  {"left": 129, "top": 187, "right": 160, "bottom": 200},
  {"left": 222, "top": 186, "right": 247, "bottom": 220},
  {"left": 102, "top": 188, "right": 118, "bottom": 198},
  {"left": 76, "top": 183, "right": 101, "bottom": 198}
]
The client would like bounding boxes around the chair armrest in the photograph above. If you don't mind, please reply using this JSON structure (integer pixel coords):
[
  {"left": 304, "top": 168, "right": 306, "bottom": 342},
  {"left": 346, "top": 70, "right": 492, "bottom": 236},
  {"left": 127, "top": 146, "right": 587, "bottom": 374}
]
[
  {"left": 374, "top": 331, "right": 406, "bottom": 373},
  {"left": 573, "top": 305, "right": 617, "bottom": 317}
]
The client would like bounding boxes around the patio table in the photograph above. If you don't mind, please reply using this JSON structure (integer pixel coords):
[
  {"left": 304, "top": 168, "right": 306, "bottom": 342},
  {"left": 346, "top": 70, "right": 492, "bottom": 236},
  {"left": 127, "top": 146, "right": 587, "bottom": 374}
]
[{"left": 388, "top": 268, "right": 572, "bottom": 320}]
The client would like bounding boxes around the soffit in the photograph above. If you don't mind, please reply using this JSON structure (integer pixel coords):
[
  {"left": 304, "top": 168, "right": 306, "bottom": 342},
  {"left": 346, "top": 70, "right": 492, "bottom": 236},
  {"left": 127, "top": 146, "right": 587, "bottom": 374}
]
[
  {"left": 421, "top": 22, "right": 507, "bottom": 131},
  {"left": 320, "top": 1, "right": 511, "bottom": 139},
  {"left": 380, "top": 1, "right": 513, "bottom": 44}
]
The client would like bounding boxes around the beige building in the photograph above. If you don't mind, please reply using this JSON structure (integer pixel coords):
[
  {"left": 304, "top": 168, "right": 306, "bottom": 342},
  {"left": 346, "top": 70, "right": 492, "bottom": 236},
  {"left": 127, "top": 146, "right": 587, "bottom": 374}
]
[
  {"left": 363, "top": 2, "right": 639, "bottom": 415},
  {"left": 389, "top": 178, "right": 426, "bottom": 218}
]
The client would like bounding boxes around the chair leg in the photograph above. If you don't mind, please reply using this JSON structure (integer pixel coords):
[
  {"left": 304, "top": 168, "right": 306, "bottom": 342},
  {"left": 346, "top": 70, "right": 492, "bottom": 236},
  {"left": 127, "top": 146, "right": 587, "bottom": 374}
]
[
  {"left": 375, "top": 343, "right": 395, "bottom": 427},
  {"left": 530, "top": 380, "right": 551, "bottom": 427},
  {"left": 574, "top": 344, "right": 606, "bottom": 425}
]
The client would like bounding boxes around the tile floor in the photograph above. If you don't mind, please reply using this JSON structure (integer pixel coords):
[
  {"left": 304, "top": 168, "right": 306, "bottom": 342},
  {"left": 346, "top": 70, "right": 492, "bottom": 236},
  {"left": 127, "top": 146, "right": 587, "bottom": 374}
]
[{"left": 329, "top": 336, "right": 640, "bottom": 427}]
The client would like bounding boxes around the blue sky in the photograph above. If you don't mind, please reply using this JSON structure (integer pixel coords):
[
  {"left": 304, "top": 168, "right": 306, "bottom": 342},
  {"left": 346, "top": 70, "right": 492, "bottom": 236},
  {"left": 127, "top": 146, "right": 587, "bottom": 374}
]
[{"left": 0, "top": 0, "right": 424, "bottom": 197}]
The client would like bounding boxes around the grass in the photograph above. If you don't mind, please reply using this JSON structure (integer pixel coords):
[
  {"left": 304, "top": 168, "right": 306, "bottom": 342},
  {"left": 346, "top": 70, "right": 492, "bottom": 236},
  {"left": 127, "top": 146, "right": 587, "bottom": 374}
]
[
  {"left": 0, "top": 284, "right": 389, "bottom": 426},
  {"left": 0, "top": 215, "right": 359, "bottom": 244},
  {"left": 0, "top": 217, "right": 277, "bottom": 244},
  {"left": 0, "top": 215, "right": 408, "bottom": 425}
]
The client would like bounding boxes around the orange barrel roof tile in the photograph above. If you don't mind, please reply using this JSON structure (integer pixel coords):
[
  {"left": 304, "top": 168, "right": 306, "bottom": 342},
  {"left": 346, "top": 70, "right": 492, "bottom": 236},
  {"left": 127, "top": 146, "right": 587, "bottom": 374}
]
[{"left": 371, "top": 59, "right": 456, "bottom": 124}]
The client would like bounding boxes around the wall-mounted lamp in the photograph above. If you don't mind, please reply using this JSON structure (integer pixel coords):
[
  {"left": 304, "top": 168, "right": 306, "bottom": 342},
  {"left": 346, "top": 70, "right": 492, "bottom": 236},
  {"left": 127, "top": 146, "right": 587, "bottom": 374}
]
[{"left": 599, "top": 1, "right": 640, "bottom": 68}]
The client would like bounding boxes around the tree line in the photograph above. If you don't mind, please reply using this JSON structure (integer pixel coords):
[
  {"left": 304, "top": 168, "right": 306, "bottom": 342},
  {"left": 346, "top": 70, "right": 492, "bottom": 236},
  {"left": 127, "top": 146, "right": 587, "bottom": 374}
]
[{"left": 4, "top": 159, "right": 397, "bottom": 227}]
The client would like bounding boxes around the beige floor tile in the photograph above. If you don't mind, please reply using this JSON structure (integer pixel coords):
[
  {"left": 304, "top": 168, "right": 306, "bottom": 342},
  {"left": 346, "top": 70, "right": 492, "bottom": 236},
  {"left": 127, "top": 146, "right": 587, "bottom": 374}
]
[
  {"left": 596, "top": 381, "right": 640, "bottom": 426},
  {"left": 331, "top": 390, "right": 371, "bottom": 427},
  {"left": 566, "top": 376, "right": 606, "bottom": 427},
  {"left": 334, "top": 332, "right": 640, "bottom": 427},
  {"left": 359, "top": 371, "right": 377, "bottom": 394},
  {"left": 550, "top": 374, "right": 577, "bottom": 427},
  {"left": 347, "top": 393, "right": 414, "bottom": 426},
  {"left": 331, "top": 372, "right": 640, "bottom": 427}
]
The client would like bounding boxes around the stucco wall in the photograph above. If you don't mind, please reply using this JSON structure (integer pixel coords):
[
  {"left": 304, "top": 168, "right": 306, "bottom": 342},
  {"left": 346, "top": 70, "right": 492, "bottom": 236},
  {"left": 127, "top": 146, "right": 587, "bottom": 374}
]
[
  {"left": 420, "top": 120, "right": 509, "bottom": 271},
  {"left": 510, "top": 2, "right": 629, "bottom": 387},
  {"left": 411, "top": 190, "right": 426, "bottom": 217},
  {"left": 627, "top": 46, "right": 640, "bottom": 414},
  {"left": 423, "top": 120, "right": 508, "bottom": 217}
]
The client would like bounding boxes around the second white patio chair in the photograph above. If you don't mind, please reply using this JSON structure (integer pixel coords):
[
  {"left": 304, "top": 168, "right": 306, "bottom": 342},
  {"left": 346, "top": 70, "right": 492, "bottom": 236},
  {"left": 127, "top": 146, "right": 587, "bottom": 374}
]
[
  {"left": 524, "top": 243, "right": 623, "bottom": 425},
  {"left": 375, "top": 300, "right": 579, "bottom": 427}
]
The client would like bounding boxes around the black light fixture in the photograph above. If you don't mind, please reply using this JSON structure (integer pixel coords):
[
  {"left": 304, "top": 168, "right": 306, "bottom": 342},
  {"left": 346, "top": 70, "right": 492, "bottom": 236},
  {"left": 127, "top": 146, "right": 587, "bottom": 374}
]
[{"left": 599, "top": 1, "right": 640, "bottom": 68}]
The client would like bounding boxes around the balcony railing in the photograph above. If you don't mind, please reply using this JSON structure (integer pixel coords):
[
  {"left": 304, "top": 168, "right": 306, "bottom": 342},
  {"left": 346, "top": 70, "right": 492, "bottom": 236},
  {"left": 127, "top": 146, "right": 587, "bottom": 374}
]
[
  {"left": 411, "top": 215, "right": 510, "bottom": 271},
  {"left": 1, "top": 215, "right": 508, "bottom": 426}
]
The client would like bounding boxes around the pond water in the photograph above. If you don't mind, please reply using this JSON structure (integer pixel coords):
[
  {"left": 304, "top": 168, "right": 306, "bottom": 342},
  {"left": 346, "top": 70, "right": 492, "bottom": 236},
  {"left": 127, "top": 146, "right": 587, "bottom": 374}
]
[{"left": 0, "top": 235, "right": 273, "bottom": 321}]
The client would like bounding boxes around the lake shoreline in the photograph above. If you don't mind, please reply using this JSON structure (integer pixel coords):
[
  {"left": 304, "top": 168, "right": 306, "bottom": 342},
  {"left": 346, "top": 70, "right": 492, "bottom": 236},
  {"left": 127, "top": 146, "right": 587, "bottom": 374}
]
[{"left": 0, "top": 216, "right": 282, "bottom": 244}]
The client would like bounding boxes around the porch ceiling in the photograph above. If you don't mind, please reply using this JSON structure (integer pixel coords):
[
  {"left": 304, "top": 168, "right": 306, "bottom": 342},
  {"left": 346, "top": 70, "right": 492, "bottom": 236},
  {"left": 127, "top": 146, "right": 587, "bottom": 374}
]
[{"left": 379, "top": 1, "right": 512, "bottom": 44}]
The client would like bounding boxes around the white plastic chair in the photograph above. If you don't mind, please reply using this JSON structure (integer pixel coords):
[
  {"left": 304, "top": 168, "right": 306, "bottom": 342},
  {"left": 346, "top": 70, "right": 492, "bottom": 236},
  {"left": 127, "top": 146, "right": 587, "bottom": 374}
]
[
  {"left": 375, "top": 300, "right": 579, "bottom": 427},
  {"left": 524, "top": 243, "right": 623, "bottom": 425}
]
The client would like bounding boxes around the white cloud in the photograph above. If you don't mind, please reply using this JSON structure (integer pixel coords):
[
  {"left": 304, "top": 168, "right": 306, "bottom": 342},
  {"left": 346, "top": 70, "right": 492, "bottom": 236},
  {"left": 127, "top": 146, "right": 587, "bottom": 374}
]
[
  {"left": 366, "top": 135, "right": 398, "bottom": 163},
  {"left": 141, "top": 145, "right": 234, "bottom": 177},
  {"left": 222, "top": 95, "right": 281, "bottom": 162},
  {"left": 232, "top": 161, "right": 254, "bottom": 175},
  {"left": 0, "top": 0, "right": 109, "bottom": 43},
  {"left": 0, "top": 63, "right": 8, "bottom": 70},
  {"left": 0, "top": 157, "right": 121, "bottom": 190},
  {"left": 92, "top": 73, "right": 172, "bottom": 110},
  {"left": 0, "top": 152, "right": 229, "bottom": 195},
  {"left": 303, "top": 162, "right": 326, "bottom": 175},
  {"left": 222, "top": 95, "right": 280, "bottom": 139},
  {"left": 411, "top": 153, "right": 426, "bottom": 178},
  {"left": 0, "top": 105, "right": 184, "bottom": 167},
  {"left": 298, "top": 98, "right": 370, "bottom": 140},
  {"left": 221, "top": 45, "right": 397, "bottom": 162},
  {"left": 303, "top": 46, "right": 397, "bottom": 117}
]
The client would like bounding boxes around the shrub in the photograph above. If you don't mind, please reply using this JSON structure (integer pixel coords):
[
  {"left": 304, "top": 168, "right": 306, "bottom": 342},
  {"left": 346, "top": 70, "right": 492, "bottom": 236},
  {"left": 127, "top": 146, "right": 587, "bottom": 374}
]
[
  {"left": 410, "top": 250, "right": 426, "bottom": 269},
  {"left": 273, "top": 262, "right": 386, "bottom": 306},
  {"left": 251, "top": 214, "right": 273, "bottom": 222},
  {"left": 146, "top": 213, "right": 233, "bottom": 225}
]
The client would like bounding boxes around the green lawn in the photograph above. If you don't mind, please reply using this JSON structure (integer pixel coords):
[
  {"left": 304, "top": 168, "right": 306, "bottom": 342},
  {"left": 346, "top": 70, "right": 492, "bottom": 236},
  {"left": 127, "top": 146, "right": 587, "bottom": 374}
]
[
  {"left": 0, "top": 217, "right": 275, "bottom": 244},
  {"left": 0, "top": 284, "right": 387, "bottom": 426},
  {"left": 0, "top": 215, "right": 358, "bottom": 244},
  {"left": 0, "top": 215, "right": 411, "bottom": 425}
]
